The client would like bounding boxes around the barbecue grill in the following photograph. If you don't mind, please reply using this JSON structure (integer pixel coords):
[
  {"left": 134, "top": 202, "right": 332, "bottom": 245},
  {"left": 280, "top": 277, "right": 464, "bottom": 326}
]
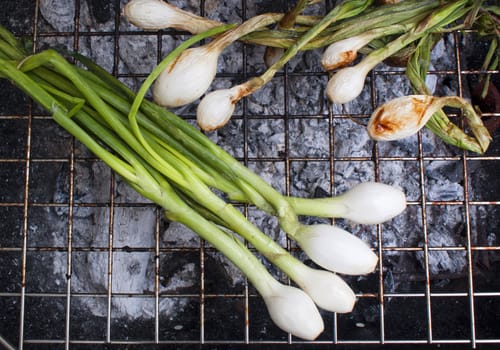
[{"left": 0, "top": 0, "right": 499, "bottom": 349}]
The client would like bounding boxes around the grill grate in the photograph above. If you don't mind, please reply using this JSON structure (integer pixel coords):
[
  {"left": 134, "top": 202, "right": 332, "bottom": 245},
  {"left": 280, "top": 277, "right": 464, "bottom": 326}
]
[{"left": 0, "top": 0, "right": 499, "bottom": 349}]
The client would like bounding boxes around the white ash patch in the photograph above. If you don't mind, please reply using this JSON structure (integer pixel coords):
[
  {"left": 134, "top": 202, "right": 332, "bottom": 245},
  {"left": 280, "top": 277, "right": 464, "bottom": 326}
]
[{"left": 39, "top": 0, "right": 75, "bottom": 32}]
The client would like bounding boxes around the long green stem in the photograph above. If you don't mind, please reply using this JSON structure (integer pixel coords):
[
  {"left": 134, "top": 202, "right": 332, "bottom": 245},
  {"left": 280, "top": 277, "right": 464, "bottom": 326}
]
[
  {"left": 127, "top": 24, "right": 236, "bottom": 177},
  {"left": 74, "top": 61, "right": 280, "bottom": 214},
  {"left": 0, "top": 38, "right": 319, "bottom": 286},
  {"left": 165, "top": 194, "right": 279, "bottom": 295},
  {"left": 50, "top": 57, "right": 308, "bottom": 282},
  {"left": 37, "top": 50, "right": 269, "bottom": 208},
  {"left": 241, "top": 0, "right": 440, "bottom": 49},
  {"left": 479, "top": 37, "right": 498, "bottom": 99},
  {"left": 0, "top": 51, "right": 291, "bottom": 304},
  {"left": 80, "top": 74, "right": 249, "bottom": 199},
  {"left": 288, "top": 196, "right": 348, "bottom": 218},
  {"left": 3, "top": 57, "right": 284, "bottom": 299},
  {"left": 18, "top": 49, "right": 191, "bottom": 188},
  {"left": 244, "top": 0, "right": 375, "bottom": 95},
  {"left": 31, "top": 79, "right": 177, "bottom": 203},
  {"left": 173, "top": 171, "right": 310, "bottom": 282},
  {"left": 0, "top": 58, "right": 138, "bottom": 184},
  {"left": 0, "top": 26, "right": 26, "bottom": 58}
]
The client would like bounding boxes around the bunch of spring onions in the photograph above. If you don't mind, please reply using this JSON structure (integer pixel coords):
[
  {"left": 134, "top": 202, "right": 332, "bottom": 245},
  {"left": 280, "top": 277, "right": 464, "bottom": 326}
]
[
  {"left": 124, "top": 0, "right": 498, "bottom": 153},
  {"left": 0, "top": 22, "right": 408, "bottom": 339}
]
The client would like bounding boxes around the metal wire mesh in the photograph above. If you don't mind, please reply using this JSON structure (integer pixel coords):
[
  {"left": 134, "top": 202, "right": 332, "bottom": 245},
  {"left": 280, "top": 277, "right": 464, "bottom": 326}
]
[{"left": 0, "top": 0, "right": 499, "bottom": 349}]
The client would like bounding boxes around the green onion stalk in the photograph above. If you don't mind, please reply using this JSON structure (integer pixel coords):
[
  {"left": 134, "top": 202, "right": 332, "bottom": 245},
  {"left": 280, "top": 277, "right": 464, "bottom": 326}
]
[
  {"left": 241, "top": 0, "right": 442, "bottom": 50},
  {"left": 0, "top": 55, "right": 329, "bottom": 339},
  {"left": 0, "top": 25, "right": 405, "bottom": 338},
  {"left": 472, "top": 5, "right": 499, "bottom": 100},
  {"left": 1, "top": 6, "right": 409, "bottom": 275}
]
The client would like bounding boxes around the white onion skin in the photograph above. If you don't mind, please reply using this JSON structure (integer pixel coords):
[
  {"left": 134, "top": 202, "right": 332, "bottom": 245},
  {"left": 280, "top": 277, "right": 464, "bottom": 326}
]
[
  {"left": 294, "top": 224, "right": 378, "bottom": 275},
  {"left": 123, "top": 0, "right": 219, "bottom": 33},
  {"left": 292, "top": 266, "right": 356, "bottom": 313},
  {"left": 196, "top": 87, "right": 240, "bottom": 131},
  {"left": 367, "top": 95, "right": 438, "bottom": 140},
  {"left": 336, "top": 182, "right": 407, "bottom": 224},
  {"left": 152, "top": 46, "right": 221, "bottom": 107},
  {"left": 261, "top": 280, "right": 324, "bottom": 340},
  {"left": 326, "top": 65, "right": 370, "bottom": 104}
]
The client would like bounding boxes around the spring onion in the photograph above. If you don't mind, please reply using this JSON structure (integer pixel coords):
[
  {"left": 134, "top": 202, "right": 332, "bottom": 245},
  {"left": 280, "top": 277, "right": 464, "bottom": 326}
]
[
  {"left": 261, "top": 280, "right": 324, "bottom": 340},
  {"left": 152, "top": 13, "right": 282, "bottom": 107},
  {"left": 0, "top": 24, "right": 390, "bottom": 339},
  {"left": 367, "top": 94, "right": 492, "bottom": 151},
  {"left": 327, "top": 0, "right": 473, "bottom": 104},
  {"left": 122, "top": 0, "right": 496, "bottom": 153},
  {"left": 405, "top": 33, "right": 493, "bottom": 154},
  {"left": 123, "top": 0, "right": 221, "bottom": 33},
  {"left": 289, "top": 182, "right": 407, "bottom": 225},
  {"left": 321, "top": 25, "right": 409, "bottom": 71},
  {"left": 196, "top": 85, "right": 244, "bottom": 131}
]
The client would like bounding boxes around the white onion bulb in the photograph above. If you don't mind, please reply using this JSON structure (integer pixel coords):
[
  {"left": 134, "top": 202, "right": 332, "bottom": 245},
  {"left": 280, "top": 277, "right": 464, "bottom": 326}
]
[
  {"left": 321, "top": 35, "right": 372, "bottom": 71},
  {"left": 293, "top": 266, "right": 356, "bottom": 313},
  {"left": 196, "top": 86, "right": 243, "bottom": 131},
  {"left": 294, "top": 224, "right": 378, "bottom": 275},
  {"left": 152, "top": 46, "right": 221, "bottom": 107},
  {"left": 367, "top": 95, "right": 440, "bottom": 140},
  {"left": 152, "top": 13, "right": 280, "bottom": 108},
  {"left": 335, "top": 182, "right": 407, "bottom": 224},
  {"left": 261, "top": 280, "right": 324, "bottom": 340},
  {"left": 123, "top": 0, "right": 219, "bottom": 33},
  {"left": 326, "top": 64, "right": 371, "bottom": 104}
]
